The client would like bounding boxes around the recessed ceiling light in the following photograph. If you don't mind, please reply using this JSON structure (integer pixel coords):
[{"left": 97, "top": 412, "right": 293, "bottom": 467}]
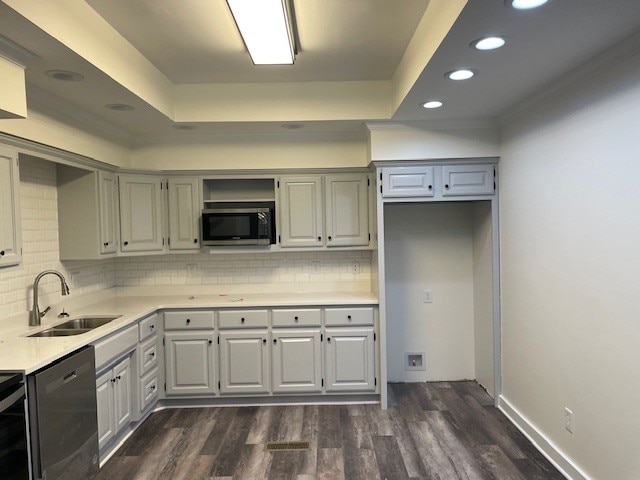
[
  {"left": 281, "top": 123, "right": 304, "bottom": 129},
  {"left": 45, "top": 70, "right": 84, "bottom": 82},
  {"left": 105, "top": 103, "right": 135, "bottom": 111},
  {"left": 422, "top": 101, "right": 443, "bottom": 109},
  {"left": 507, "top": 0, "right": 549, "bottom": 9},
  {"left": 445, "top": 69, "right": 475, "bottom": 81},
  {"left": 173, "top": 124, "right": 197, "bottom": 130},
  {"left": 471, "top": 36, "right": 507, "bottom": 51}
]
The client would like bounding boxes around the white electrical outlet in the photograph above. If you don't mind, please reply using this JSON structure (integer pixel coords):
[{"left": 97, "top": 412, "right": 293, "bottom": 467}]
[
  {"left": 564, "top": 407, "right": 573, "bottom": 433},
  {"left": 187, "top": 264, "right": 198, "bottom": 277},
  {"left": 352, "top": 261, "right": 360, "bottom": 274},
  {"left": 423, "top": 289, "right": 433, "bottom": 303},
  {"left": 311, "top": 261, "right": 321, "bottom": 274}
]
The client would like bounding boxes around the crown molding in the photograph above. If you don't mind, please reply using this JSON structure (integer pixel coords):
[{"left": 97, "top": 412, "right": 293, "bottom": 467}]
[
  {"left": 0, "top": 34, "right": 39, "bottom": 67},
  {"left": 500, "top": 29, "right": 640, "bottom": 125}
]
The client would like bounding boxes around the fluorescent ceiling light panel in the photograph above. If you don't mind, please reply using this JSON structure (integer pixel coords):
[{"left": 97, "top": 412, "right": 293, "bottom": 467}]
[
  {"left": 227, "top": 0, "right": 295, "bottom": 65},
  {"left": 509, "top": 0, "right": 549, "bottom": 9}
]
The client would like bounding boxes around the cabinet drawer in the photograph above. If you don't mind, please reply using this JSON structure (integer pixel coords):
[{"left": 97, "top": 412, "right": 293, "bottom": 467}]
[
  {"left": 138, "top": 335, "right": 158, "bottom": 376},
  {"left": 218, "top": 310, "right": 268, "bottom": 329},
  {"left": 272, "top": 309, "right": 321, "bottom": 327},
  {"left": 324, "top": 307, "right": 374, "bottom": 326},
  {"left": 139, "top": 368, "right": 159, "bottom": 412},
  {"left": 93, "top": 324, "right": 138, "bottom": 370},
  {"left": 164, "top": 311, "right": 214, "bottom": 330},
  {"left": 138, "top": 313, "right": 158, "bottom": 341}
]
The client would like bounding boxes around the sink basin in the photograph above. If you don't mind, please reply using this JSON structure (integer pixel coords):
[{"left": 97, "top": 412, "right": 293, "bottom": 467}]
[
  {"left": 28, "top": 316, "right": 121, "bottom": 338},
  {"left": 52, "top": 316, "right": 121, "bottom": 330},
  {"left": 29, "top": 329, "right": 90, "bottom": 337}
]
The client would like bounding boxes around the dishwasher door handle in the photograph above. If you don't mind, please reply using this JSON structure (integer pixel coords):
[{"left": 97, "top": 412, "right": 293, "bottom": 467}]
[{"left": 63, "top": 370, "right": 77, "bottom": 383}]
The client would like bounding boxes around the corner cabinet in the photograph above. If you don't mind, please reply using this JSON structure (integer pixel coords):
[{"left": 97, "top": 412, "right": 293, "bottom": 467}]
[
  {"left": 278, "top": 173, "right": 370, "bottom": 248},
  {"left": 118, "top": 174, "right": 165, "bottom": 253},
  {"left": 167, "top": 177, "right": 200, "bottom": 251},
  {"left": 0, "top": 146, "right": 21, "bottom": 267}
]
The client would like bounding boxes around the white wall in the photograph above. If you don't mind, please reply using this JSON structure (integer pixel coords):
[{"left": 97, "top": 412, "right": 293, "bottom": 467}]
[
  {"left": 472, "top": 201, "right": 494, "bottom": 395},
  {"left": 500, "top": 50, "right": 640, "bottom": 480},
  {"left": 130, "top": 134, "right": 367, "bottom": 170},
  {"left": 384, "top": 202, "right": 475, "bottom": 381}
]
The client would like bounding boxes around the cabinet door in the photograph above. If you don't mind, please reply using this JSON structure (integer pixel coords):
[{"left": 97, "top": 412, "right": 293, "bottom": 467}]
[
  {"left": 165, "top": 332, "right": 216, "bottom": 396},
  {"left": 219, "top": 331, "right": 269, "bottom": 395},
  {"left": 324, "top": 174, "right": 369, "bottom": 247},
  {"left": 113, "top": 357, "right": 132, "bottom": 433},
  {"left": 168, "top": 177, "right": 200, "bottom": 250},
  {"left": 98, "top": 171, "right": 118, "bottom": 254},
  {"left": 382, "top": 166, "right": 434, "bottom": 197},
  {"left": 272, "top": 329, "right": 322, "bottom": 394},
  {"left": 325, "top": 328, "right": 375, "bottom": 392},
  {"left": 279, "top": 176, "right": 323, "bottom": 247},
  {"left": 118, "top": 174, "right": 164, "bottom": 252},
  {"left": 442, "top": 164, "right": 494, "bottom": 196},
  {"left": 0, "top": 147, "right": 22, "bottom": 267},
  {"left": 96, "top": 371, "right": 115, "bottom": 450}
]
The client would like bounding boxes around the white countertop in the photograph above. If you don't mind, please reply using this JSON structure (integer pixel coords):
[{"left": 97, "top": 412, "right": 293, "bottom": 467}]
[{"left": 0, "top": 290, "right": 378, "bottom": 374}]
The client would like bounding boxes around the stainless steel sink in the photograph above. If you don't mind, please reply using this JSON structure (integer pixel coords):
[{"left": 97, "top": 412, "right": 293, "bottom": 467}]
[
  {"left": 28, "top": 316, "right": 121, "bottom": 338},
  {"left": 52, "top": 316, "right": 120, "bottom": 330}
]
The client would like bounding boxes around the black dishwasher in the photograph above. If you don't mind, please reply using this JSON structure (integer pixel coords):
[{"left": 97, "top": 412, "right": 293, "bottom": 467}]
[
  {"left": 0, "top": 373, "right": 28, "bottom": 479},
  {"left": 27, "top": 346, "right": 99, "bottom": 480}
]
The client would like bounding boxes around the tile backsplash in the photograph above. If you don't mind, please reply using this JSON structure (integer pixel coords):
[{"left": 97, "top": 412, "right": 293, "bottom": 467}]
[
  {"left": 0, "top": 157, "right": 115, "bottom": 319},
  {"left": 0, "top": 157, "right": 372, "bottom": 318}
]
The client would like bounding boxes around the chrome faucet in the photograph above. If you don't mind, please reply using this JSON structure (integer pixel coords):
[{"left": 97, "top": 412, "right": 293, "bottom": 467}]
[{"left": 29, "top": 270, "right": 70, "bottom": 326}]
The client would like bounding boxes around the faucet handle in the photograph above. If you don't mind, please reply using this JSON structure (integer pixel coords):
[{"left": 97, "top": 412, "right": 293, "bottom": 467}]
[{"left": 40, "top": 306, "right": 52, "bottom": 317}]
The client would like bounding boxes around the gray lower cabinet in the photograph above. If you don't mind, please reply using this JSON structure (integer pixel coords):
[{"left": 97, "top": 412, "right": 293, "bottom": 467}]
[
  {"left": 272, "top": 329, "right": 322, "bottom": 394},
  {"left": 96, "top": 356, "right": 132, "bottom": 450},
  {"left": 218, "top": 330, "right": 270, "bottom": 395},
  {"left": 324, "top": 328, "right": 376, "bottom": 393},
  {"left": 165, "top": 331, "right": 216, "bottom": 396}
]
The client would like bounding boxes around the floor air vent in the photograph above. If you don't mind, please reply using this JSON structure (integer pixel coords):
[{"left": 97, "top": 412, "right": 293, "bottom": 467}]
[{"left": 265, "top": 441, "right": 310, "bottom": 452}]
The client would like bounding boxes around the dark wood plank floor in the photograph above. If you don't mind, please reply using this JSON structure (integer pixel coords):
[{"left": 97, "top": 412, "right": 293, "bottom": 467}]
[{"left": 94, "top": 381, "right": 565, "bottom": 480}]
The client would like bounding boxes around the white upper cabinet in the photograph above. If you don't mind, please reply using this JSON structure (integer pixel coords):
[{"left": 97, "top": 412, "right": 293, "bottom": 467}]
[
  {"left": 118, "top": 174, "right": 164, "bottom": 252},
  {"left": 0, "top": 146, "right": 21, "bottom": 267},
  {"left": 442, "top": 164, "right": 494, "bottom": 196},
  {"left": 279, "top": 176, "right": 324, "bottom": 247},
  {"left": 167, "top": 177, "right": 200, "bottom": 250},
  {"left": 325, "top": 174, "right": 369, "bottom": 247},
  {"left": 279, "top": 173, "right": 370, "bottom": 249},
  {"left": 98, "top": 171, "right": 118, "bottom": 254},
  {"left": 382, "top": 166, "right": 434, "bottom": 198}
]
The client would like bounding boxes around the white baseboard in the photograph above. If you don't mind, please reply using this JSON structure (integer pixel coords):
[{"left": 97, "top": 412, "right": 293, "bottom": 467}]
[{"left": 498, "top": 395, "right": 589, "bottom": 480}]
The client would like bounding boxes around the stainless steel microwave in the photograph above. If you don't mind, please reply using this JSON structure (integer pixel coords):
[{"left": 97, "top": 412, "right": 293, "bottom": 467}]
[{"left": 201, "top": 204, "right": 275, "bottom": 246}]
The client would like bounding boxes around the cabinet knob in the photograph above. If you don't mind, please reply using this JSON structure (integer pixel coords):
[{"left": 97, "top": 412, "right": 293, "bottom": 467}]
[
  {"left": 347, "top": 315, "right": 352, "bottom": 320},
  {"left": 186, "top": 318, "right": 191, "bottom": 324},
  {"left": 103, "top": 242, "right": 108, "bottom": 246},
  {"left": 149, "top": 352, "right": 155, "bottom": 358},
  {"left": 318, "top": 236, "right": 321, "bottom": 241},
  {"left": 0, "top": 250, "right": 4, "bottom": 256},
  {"left": 327, "top": 337, "right": 331, "bottom": 342},
  {"left": 208, "top": 340, "right": 213, "bottom": 344},
  {"left": 150, "top": 385, "right": 156, "bottom": 391},
  {"left": 445, "top": 184, "right": 449, "bottom": 189},
  {"left": 193, "top": 238, "right": 198, "bottom": 243},
  {"left": 428, "top": 185, "right": 432, "bottom": 190},
  {"left": 241, "top": 318, "right": 245, "bottom": 324},
  {"left": 328, "top": 236, "right": 332, "bottom": 241},
  {"left": 294, "top": 316, "right": 299, "bottom": 322},
  {"left": 150, "top": 324, "right": 155, "bottom": 329},
  {"left": 273, "top": 338, "right": 277, "bottom": 344},
  {"left": 263, "top": 338, "right": 267, "bottom": 344},
  {"left": 111, "top": 378, "right": 116, "bottom": 383},
  {"left": 123, "top": 241, "right": 129, "bottom": 246},
  {"left": 116, "top": 375, "right": 121, "bottom": 380}
]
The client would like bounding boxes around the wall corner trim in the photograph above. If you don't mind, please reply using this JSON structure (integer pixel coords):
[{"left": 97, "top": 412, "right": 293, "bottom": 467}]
[{"left": 498, "top": 395, "right": 589, "bottom": 480}]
